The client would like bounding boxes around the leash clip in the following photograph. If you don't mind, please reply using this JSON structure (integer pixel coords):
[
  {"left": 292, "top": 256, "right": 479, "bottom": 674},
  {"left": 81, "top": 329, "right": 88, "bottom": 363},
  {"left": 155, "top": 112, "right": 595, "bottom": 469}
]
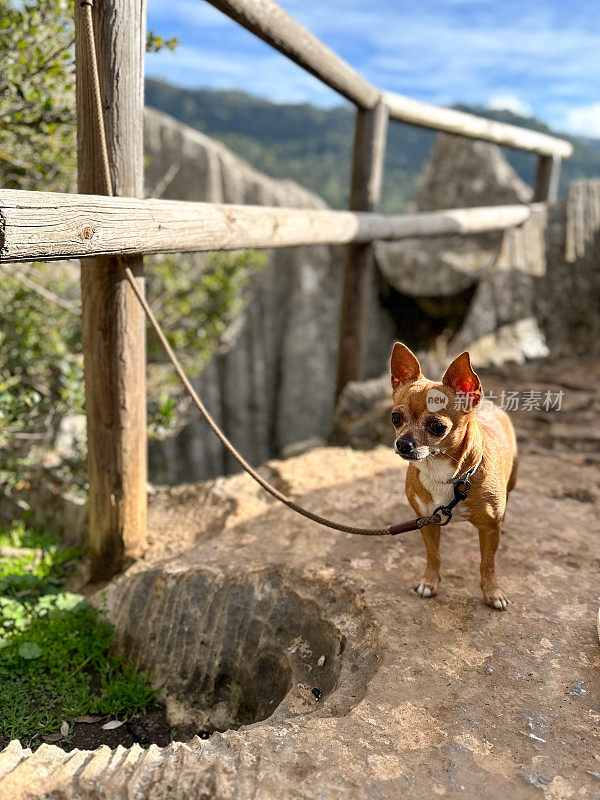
[
  {"left": 433, "top": 506, "right": 453, "bottom": 526},
  {"left": 432, "top": 477, "right": 473, "bottom": 527}
]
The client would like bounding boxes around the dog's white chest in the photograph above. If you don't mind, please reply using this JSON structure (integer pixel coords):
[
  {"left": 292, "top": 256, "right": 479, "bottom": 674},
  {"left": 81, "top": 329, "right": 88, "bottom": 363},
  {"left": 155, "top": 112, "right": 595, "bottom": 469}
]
[{"left": 413, "top": 459, "right": 459, "bottom": 516}]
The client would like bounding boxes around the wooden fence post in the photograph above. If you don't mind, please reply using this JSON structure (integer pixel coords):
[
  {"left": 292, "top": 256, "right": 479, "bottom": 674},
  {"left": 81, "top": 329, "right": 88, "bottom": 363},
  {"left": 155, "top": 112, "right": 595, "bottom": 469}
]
[
  {"left": 335, "top": 98, "right": 388, "bottom": 399},
  {"left": 534, "top": 154, "right": 561, "bottom": 202},
  {"left": 75, "top": 0, "right": 147, "bottom": 581}
]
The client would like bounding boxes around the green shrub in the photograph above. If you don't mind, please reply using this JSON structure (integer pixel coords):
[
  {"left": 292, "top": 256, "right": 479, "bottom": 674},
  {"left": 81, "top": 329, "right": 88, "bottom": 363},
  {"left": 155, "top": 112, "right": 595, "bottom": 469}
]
[{"left": 0, "top": 522, "right": 157, "bottom": 745}]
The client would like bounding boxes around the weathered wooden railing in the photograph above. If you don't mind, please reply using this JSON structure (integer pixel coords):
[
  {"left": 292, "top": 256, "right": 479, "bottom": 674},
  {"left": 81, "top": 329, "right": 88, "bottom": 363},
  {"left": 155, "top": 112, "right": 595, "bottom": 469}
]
[
  {"left": 0, "top": 0, "right": 572, "bottom": 579},
  {"left": 0, "top": 191, "right": 543, "bottom": 260}
]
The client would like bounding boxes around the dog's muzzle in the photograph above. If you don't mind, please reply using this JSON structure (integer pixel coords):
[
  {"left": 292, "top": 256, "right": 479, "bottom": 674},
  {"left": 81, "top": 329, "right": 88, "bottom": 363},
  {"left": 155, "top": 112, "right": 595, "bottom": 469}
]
[{"left": 395, "top": 438, "right": 430, "bottom": 460}]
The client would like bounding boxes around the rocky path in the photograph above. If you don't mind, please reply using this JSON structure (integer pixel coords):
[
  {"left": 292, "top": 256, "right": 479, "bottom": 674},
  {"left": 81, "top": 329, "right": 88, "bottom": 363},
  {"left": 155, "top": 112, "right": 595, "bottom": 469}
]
[{"left": 1, "top": 360, "right": 599, "bottom": 800}]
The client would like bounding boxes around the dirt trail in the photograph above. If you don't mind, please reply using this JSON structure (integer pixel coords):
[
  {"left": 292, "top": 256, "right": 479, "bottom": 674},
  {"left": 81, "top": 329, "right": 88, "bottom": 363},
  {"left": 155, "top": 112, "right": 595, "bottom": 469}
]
[{"left": 2, "top": 357, "right": 599, "bottom": 799}]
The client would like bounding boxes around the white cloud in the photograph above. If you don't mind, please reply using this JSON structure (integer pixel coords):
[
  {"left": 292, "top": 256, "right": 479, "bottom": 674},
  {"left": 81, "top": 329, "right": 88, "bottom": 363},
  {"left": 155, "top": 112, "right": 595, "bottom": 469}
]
[
  {"left": 488, "top": 94, "right": 532, "bottom": 117},
  {"left": 563, "top": 103, "right": 600, "bottom": 137}
]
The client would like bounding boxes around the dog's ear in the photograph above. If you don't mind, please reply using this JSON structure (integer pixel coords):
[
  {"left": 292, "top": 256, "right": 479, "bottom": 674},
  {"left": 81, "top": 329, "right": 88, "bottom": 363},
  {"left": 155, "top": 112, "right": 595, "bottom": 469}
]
[
  {"left": 442, "top": 352, "right": 482, "bottom": 409},
  {"left": 390, "top": 342, "right": 422, "bottom": 389}
]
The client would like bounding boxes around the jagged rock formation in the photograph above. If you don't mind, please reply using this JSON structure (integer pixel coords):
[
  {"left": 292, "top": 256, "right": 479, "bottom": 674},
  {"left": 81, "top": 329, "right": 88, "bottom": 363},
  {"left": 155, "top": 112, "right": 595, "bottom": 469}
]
[
  {"left": 2, "top": 369, "right": 600, "bottom": 798},
  {"left": 144, "top": 108, "right": 394, "bottom": 483},
  {"left": 445, "top": 177, "right": 597, "bottom": 364}
]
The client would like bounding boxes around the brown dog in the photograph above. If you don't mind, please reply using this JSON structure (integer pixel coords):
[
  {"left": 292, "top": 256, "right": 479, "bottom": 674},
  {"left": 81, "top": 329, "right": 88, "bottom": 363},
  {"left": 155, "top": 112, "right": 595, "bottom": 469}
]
[{"left": 390, "top": 342, "right": 517, "bottom": 610}]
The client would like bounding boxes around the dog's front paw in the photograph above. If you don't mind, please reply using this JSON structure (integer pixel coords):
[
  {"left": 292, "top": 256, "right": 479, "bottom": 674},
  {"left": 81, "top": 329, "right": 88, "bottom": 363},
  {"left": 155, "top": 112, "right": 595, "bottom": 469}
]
[
  {"left": 415, "top": 577, "right": 439, "bottom": 598},
  {"left": 483, "top": 587, "right": 509, "bottom": 611}
]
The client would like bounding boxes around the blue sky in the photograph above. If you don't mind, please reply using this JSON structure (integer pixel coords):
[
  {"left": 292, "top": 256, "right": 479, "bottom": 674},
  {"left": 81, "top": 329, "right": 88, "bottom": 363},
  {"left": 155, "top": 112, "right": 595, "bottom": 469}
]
[{"left": 146, "top": 0, "right": 600, "bottom": 136}]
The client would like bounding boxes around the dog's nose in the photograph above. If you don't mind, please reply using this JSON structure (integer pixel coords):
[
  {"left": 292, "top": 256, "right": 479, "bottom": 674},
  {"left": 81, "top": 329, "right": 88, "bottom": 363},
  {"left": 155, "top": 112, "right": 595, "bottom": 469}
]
[{"left": 395, "top": 437, "right": 415, "bottom": 456}]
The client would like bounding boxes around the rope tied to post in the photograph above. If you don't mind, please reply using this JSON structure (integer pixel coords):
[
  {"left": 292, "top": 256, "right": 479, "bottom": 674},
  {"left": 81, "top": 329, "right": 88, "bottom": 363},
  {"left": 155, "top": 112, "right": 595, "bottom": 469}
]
[{"left": 79, "top": 1, "right": 467, "bottom": 538}]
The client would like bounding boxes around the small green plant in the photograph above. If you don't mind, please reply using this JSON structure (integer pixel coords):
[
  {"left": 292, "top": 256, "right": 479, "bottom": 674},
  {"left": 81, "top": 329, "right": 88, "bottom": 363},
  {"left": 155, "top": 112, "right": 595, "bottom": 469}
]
[
  {"left": 0, "top": 520, "right": 81, "bottom": 584},
  {"left": 147, "top": 250, "right": 266, "bottom": 371},
  {"left": 0, "top": 0, "right": 195, "bottom": 482},
  {"left": 148, "top": 395, "right": 177, "bottom": 439},
  {"left": 146, "top": 249, "right": 267, "bottom": 435},
  {"left": 0, "top": 266, "right": 84, "bottom": 490},
  {"left": 146, "top": 31, "right": 178, "bottom": 53},
  {"left": 0, "top": 521, "right": 157, "bottom": 746}
]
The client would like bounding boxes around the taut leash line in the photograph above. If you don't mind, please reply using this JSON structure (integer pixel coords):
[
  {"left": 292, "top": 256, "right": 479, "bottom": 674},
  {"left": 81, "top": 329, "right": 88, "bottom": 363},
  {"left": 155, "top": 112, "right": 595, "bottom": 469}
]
[{"left": 124, "top": 267, "right": 417, "bottom": 536}]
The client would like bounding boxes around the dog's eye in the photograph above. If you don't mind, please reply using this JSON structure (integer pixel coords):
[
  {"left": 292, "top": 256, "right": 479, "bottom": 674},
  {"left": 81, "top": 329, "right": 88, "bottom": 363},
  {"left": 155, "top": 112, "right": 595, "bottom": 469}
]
[
  {"left": 427, "top": 419, "right": 447, "bottom": 437},
  {"left": 391, "top": 411, "right": 404, "bottom": 427}
]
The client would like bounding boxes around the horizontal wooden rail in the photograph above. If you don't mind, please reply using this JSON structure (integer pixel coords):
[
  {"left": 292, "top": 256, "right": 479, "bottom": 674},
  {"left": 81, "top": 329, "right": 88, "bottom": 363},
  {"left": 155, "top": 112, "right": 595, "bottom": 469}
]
[
  {"left": 383, "top": 92, "right": 572, "bottom": 158},
  {"left": 205, "top": 0, "right": 379, "bottom": 109},
  {"left": 0, "top": 190, "right": 542, "bottom": 262}
]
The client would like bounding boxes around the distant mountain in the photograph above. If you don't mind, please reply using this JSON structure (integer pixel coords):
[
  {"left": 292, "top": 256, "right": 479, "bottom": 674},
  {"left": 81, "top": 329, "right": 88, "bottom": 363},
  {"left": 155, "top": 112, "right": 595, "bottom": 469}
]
[
  {"left": 145, "top": 79, "right": 600, "bottom": 212},
  {"left": 577, "top": 137, "right": 600, "bottom": 154}
]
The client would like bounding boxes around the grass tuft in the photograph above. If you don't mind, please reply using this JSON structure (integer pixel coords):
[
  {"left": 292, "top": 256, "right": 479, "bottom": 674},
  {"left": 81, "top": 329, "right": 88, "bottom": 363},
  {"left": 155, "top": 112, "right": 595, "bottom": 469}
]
[{"left": 0, "top": 521, "right": 157, "bottom": 746}]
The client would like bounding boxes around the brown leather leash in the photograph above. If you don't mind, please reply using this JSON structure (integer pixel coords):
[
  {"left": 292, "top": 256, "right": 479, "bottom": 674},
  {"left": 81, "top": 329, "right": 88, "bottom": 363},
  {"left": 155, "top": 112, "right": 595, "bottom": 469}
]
[{"left": 79, "top": 0, "right": 473, "bottom": 538}]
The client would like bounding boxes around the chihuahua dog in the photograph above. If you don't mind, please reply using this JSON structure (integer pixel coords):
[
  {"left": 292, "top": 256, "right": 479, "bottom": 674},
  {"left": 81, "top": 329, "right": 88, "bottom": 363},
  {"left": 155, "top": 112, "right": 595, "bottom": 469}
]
[{"left": 390, "top": 343, "right": 517, "bottom": 610}]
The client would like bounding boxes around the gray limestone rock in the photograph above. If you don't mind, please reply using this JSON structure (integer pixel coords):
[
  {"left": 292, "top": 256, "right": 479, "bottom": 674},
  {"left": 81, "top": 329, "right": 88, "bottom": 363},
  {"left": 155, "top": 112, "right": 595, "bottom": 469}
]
[
  {"left": 375, "top": 134, "right": 534, "bottom": 298},
  {"left": 144, "top": 108, "right": 393, "bottom": 483}
]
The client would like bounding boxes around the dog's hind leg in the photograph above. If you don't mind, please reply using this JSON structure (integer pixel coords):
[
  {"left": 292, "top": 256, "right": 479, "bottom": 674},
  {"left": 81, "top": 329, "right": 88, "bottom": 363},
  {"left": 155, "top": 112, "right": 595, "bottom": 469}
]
[{"left": 478, "top": 519, "right": 508, "bottom": 610}]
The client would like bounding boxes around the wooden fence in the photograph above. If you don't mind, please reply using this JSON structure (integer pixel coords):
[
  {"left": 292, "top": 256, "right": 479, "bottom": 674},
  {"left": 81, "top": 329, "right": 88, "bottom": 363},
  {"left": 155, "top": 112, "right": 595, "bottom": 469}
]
[{"left": 0, "top": 0, "right": 572, "bottom": 579}]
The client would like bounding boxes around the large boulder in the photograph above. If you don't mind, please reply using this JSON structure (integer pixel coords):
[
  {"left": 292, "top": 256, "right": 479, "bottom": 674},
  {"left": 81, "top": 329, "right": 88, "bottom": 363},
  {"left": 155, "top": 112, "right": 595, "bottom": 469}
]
[
  {"left": 415, "top": 134, "right": 532, "bottom": 210},
  {"left": 374, "top": 133, "right": 552, "bottom": 370},
  {"left": 375, "top": 135, "right": 533, "bottom": 297}
]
